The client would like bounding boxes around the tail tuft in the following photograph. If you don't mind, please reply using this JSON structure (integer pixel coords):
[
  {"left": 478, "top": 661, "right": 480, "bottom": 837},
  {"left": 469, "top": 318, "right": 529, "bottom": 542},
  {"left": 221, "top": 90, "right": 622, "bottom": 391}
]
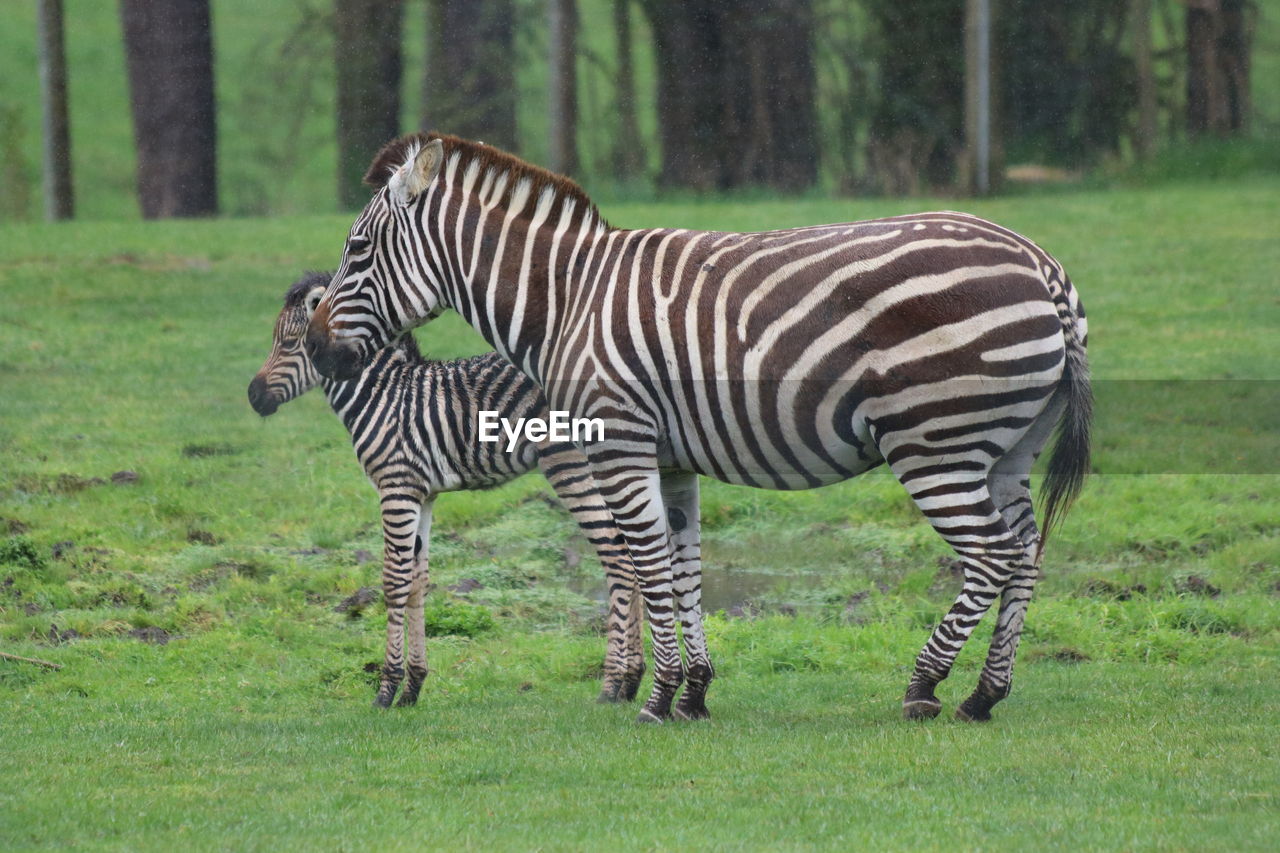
[{"left": 1039, "top": 333, "right": 1092, "bottom": 552}]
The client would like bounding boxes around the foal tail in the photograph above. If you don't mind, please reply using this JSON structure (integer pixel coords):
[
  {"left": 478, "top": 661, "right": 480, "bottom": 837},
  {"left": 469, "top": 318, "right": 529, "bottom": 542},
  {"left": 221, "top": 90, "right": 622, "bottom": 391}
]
[{"left": 1039, "top": 279, "right": 1093, "bottom": 553}]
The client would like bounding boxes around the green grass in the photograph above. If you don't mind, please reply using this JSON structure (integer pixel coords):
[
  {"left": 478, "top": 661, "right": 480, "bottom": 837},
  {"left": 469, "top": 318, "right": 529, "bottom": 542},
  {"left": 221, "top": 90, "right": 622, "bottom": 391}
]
[{"left": 1, "top": 181, "right": 1278, "bottom": 848}]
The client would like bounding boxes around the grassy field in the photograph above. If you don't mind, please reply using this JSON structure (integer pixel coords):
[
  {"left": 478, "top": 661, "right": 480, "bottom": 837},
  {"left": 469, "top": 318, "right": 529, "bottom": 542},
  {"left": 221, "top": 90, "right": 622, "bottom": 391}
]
[{"left": 2, "top": 180, "right": 1278, "bottom": 849}]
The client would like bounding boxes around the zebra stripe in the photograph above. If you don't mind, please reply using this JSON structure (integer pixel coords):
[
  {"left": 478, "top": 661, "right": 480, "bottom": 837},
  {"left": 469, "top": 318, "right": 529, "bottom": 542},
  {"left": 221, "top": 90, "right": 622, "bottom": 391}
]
[
  {"left": 307, "top": 134, "right": 1092, "bottom": 724},
  {"left": 250, "top": 272, "right": 644, "bottom": 707}
]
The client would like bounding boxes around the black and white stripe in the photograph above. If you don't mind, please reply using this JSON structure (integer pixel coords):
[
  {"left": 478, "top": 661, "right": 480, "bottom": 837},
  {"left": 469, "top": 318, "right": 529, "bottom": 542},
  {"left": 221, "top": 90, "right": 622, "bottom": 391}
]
[
  {"left": 306, "top": 134, "right": 1092, "bottom": 723},
  {"left": 250, "top": 272, "right": 643, "bottom": 707}
]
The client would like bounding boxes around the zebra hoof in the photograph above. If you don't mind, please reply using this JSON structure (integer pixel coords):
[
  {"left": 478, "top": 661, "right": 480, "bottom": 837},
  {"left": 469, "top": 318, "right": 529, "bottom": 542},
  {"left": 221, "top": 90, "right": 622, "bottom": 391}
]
[
  {"left": 672, "top": 703, "right": 710, "bottom": 722},
  {"left": 372, "top": 691, "right": 395, "bottom": 709},
  {"left": 636, "top": 708, "right": 667, "bottom": 724},
  {"left": 955, "top": 694, "right": 996, "bottom": 723},
  {"left": 902, "top": 698, "right": 942, "bottom": 720},
  {"left": 954, "top": 705, "right": 991, "bottom": 723}
]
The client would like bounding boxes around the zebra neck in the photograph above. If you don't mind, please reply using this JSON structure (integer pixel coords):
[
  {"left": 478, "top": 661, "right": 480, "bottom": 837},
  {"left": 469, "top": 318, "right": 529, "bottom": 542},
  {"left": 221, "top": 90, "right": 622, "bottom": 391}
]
[
  {"left": 320, "top": 377, "right": 363, "bottom": 434},
  {"left": 431, "top": 166, "right": 610, "bottom": 383}
]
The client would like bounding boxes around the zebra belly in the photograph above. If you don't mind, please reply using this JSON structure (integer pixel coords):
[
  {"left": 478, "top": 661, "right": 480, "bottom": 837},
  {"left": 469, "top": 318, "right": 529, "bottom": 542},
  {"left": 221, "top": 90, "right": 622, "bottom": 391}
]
[{"left": 656, "top": 406, "right": 884, "bottom": 491}]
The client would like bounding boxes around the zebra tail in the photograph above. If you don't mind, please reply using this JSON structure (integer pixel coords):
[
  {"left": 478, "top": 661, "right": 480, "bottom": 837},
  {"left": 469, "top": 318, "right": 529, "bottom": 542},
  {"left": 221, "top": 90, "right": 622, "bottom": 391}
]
[{"left": 1038, "top": 301, "right": 1093, "bottom": 555}]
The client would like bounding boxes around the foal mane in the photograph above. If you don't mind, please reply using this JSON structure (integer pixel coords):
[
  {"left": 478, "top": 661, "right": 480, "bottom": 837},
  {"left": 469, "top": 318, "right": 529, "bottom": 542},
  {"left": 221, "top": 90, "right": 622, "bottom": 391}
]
[{"left": 362, "top": 132, "right": 608, "bottom": 230}]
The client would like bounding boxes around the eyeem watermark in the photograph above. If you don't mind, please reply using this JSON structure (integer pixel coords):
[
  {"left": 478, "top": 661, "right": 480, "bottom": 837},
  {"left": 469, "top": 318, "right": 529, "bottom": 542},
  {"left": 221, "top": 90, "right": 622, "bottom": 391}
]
[{"left": 478, "top": 411, "right": 605, "bottom": 451}]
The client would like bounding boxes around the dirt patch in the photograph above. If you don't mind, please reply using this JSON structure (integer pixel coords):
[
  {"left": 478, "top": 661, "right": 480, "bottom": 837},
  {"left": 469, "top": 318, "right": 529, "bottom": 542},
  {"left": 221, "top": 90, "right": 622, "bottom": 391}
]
[
  {"left": 50, "top": 540, "right": 75, "bottom": 560},
  {"left": 15, "top": 474, "right": 106, "bottom": 495},
  {"left": 1175, "top": 575, "right": 1221, "bottom": 598},
  {"left": 447, "top": 578, "right": 484, "bottom": 595},
  {"left": 47, "top": 624, "right": 80, "bottom": 644},
  {"left": 181, "top": 443, "right": 239, "bottom": 459},
  {"left": 2, "top": 518, "right": 29, "bottom": 535},
  {"left": 1029, "top": 647, "right": 1091, "bottom": 664},
  {"left": 111, "top": 470, "right": 140, "bottom": 485},
  {"left": 334, "top": 587, "right": 378, "bottom": 616},
  {"left": 1077, "top": 579, "right": 1147, "bottom": 601},
  {"left": 186, "top": 529, "right": 219, "bottom": 546},
  {"left": 128, "top": 627, "right": 172, "bottom": 645},
  {"left": 841, "top": 591, "right": 871, "bottom": 625}
]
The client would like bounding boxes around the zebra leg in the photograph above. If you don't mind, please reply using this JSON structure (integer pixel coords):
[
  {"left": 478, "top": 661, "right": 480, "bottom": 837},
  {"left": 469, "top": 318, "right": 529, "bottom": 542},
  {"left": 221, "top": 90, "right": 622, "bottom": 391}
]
[
  {"left": 662, "top": 471, "right": 712, "bottom": 721},
  {"left": 396, "top": 497, "right": 435, "bottom": 708},
  {"left": 957, "top": 395, "right": 1063, "bottom": 721},
  {"left": 535, "top": 443, "right": 642, "bottom": 703},
  {"left": 899, "top": 480, "right": 1027, "bottom": 721},
  {"left": 620, "top": 586, "right": 646, "bottom": 701},
  {"left": 374, "top": 491, "right": 423, "bottom": 709},
  {"left": 585, "top": 441, "right": 682, "bottom": 724}
]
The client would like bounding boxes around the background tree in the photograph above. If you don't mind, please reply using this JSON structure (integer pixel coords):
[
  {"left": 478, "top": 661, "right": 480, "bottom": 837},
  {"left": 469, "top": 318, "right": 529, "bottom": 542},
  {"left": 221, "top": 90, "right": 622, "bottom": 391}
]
[
  {"left": 37, "top": 0, "right": 72, "bottom": 220},
  {"left": 864, "top": 0, "right": 964, "bottom": 194},
  {"left": 1187, "top": 0, "right": 1253, "bottom": 137},
  {"left": 1132, "top": 0, "right": 1159, "bottom": 158},
  {"left": 998, "top": 1, "right": 1135, "bottom": 168},
  {"left": 335, "top": 0, "right": 403, "bottom": 209},
  {"left": 119, "top": 0, "right": 218, "bottom": 218},
  {"left": 548, "top": 0, "right": 579, "bottom": 176},
  {"left": 610, "top": 0, "right": 644, "bottom": 180},
  {"left": 423, "top": 0, "right": 517, "bottom": 151},
  {"left": 638, "top": 0, "right": 818, "bottom": 192}
]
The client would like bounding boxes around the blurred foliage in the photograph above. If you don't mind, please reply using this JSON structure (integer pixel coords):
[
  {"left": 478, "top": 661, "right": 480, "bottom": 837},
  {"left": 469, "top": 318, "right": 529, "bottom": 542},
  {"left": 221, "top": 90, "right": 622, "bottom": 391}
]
[{"left": 0, "top": 0, "right": 1277, "bottom": 216}]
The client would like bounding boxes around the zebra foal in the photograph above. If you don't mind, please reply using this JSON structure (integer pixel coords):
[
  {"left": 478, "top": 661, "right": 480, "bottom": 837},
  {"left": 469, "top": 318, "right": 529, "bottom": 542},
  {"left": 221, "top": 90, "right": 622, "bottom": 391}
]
[
  {"left": 305, "top": 134, "right": 1092, "bottom": 724},
  {"left": 248, "top": 271, "right": 644, "bottom": 707}
]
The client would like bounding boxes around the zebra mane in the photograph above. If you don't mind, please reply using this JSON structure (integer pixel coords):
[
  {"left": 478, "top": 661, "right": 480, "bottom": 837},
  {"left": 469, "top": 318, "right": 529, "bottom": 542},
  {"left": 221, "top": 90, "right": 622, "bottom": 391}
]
[{"left": 363, "top": 132, "right": 608, "bottom": 229}]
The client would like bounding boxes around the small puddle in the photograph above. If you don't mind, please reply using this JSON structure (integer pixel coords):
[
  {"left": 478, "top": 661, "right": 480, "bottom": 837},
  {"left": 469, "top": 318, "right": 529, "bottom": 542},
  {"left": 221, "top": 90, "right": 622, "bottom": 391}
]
[{"left": 567, "top": 564, "right": 823, "bottom": 613}]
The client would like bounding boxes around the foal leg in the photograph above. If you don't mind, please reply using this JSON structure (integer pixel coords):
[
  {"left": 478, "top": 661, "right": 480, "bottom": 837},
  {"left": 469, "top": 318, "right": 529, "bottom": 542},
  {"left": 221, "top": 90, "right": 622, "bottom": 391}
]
[
  {"left": 396, "top": 497, "right": 435, "bottom": 708},
  {"left": 661, "top": 471, "right": 713, "bottom": 721},
  {"left": 536, "top": 443, "right": 642, "bottom": 703},
  {"left": 374, "top": 490, "right": 423, "bottom": 708}
]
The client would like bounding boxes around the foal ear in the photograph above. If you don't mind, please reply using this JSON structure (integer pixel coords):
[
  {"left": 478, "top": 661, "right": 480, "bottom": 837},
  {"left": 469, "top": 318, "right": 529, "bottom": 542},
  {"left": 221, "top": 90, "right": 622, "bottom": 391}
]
[
  {"left": 388, "top": 138, "right": 445, "bottom": 206},
  {"left": 304, "top": 285, "right": 326, "bottom": 317}
]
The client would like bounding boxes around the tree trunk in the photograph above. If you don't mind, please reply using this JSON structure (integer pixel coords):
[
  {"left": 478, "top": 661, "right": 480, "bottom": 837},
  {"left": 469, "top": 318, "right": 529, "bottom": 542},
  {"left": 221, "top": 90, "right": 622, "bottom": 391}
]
[
  {"left": 120, "top": 0, "right": 218, "bottom": 218},
  {"left": 335, "top": 0, "right": 404, "bottom": 210},
  {"left": 37, "top": 0, "right": 73, "bottom": 220},
  {"left": 548, "top": 0, "right": 579, "bottom": 176},
  {"left": 611, "top": 0, "right": 644, "bottom": 179},
  {"left": 423, "top": 0, "right": 517, "bottom": 151},
  {"left": 639, "top": 0, "right": 817, "bottom": 192},
  {"left": 1132, "top": 0, "right": 1157, "bottom": 158},
  {"left": 865, "top": 0, "right": 964, "bottom": 193},
  {"left": 1187, "top": 0, "right": 1251, "bottom": 137}
]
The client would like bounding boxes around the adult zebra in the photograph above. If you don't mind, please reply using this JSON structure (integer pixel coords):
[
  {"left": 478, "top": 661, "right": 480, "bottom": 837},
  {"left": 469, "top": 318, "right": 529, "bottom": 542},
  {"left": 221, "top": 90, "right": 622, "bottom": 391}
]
[
  {"left": 250, "top": 271, "right": 645, "bottom": 707},
  {"left": 306, "top": 134, "right": 1092, "bottom": 724}
]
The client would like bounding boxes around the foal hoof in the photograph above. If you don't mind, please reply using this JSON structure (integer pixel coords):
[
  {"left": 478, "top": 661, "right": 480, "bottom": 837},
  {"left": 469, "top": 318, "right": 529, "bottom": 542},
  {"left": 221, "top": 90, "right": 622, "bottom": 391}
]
[
  {"left": 597, "top": 683, "right": 625, "bottom": 704},
  {"left": 620, "top": 676, "right": 644, "bottom": 703},
  {"left": 902, "top": 697, "right": 942, "bottom": 720},
  {"left": 372, "top": 692, "right": 395, "bottom": 709}
]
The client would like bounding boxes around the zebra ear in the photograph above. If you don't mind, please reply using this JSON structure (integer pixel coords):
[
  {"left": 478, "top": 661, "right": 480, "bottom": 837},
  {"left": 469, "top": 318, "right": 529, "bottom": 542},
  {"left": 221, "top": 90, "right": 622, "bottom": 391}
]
[{"left": 388, "top": 138, "right": 445, "bottom": 206}]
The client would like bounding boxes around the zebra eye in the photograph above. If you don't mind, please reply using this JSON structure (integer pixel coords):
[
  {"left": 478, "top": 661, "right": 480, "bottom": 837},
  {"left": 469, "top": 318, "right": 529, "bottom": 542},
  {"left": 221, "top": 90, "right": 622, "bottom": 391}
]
[{"left": 347, "top": 236, "right": 371, "bottom": 254}]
